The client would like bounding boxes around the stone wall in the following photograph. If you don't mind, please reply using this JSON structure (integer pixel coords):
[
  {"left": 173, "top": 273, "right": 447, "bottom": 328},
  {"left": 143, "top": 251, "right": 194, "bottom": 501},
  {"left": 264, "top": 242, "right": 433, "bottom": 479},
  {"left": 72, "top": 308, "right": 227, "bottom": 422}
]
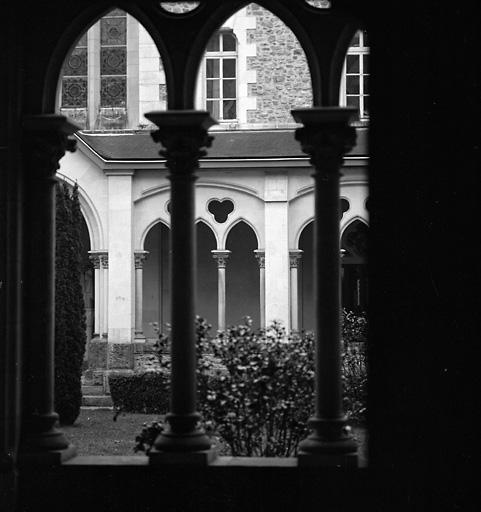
[{"left": 245, "top": 3, "right": 312, "bottom": 125}]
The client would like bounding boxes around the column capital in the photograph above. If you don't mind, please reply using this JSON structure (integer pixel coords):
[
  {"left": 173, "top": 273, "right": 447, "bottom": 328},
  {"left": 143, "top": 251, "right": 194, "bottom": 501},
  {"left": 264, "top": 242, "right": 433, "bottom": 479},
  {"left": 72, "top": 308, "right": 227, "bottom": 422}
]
[
  {"left": 211, "top": 250, "right": 231, "bottom": 269},
  {"left": 289, "top": 249, "right": 304, "bottom": 268},
  {"left": 144, "top": 110, "right": 217, "bottom": 175},
  {"left": 98, "top": 252, "right": 108, "bottom": 269},
  {"left": 254, "top": 249, "right": 265, "bottom": 269},
  {"left": 291, "top": 108, "right": 357, "bottom": 177},
  {"left": 134, "top": 250, "right": 149, "bottom": 269},
  {"left": 23, "top": 115, "right": 79, "bottom": 176}
]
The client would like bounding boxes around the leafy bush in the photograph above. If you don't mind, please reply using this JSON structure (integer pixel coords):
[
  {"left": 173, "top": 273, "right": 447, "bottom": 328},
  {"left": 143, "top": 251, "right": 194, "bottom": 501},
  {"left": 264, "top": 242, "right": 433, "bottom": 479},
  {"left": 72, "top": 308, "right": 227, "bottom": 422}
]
[
  {"left": 54, "top": 183, "right": 86, "bottom": 425},
  {"left": 110, "top": 372, "right": 170, "bottom": 419},
  {"left": 135, "top": 311, "right": 367, "bottom": 456}
]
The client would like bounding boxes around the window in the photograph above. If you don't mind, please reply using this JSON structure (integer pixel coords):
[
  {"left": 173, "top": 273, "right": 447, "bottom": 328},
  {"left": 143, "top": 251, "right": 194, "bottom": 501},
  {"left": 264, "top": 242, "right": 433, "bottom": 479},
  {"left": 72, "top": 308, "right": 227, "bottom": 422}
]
[
  {"left": 100, "top": 9, "right": 127, "bottom": 108},
  {"left": 343, "top": 30, "right": 369, "bottom": 120},
  {"left": 205, "top": 31, "right": 237, "bottom": 121}
]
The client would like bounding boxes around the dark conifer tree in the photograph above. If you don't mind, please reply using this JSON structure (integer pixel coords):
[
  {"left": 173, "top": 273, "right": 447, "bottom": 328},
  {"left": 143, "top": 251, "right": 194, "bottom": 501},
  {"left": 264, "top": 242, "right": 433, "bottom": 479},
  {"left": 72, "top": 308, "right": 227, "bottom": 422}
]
[{"left": 54, "top": 182, "right": 86, "bottom": 425}]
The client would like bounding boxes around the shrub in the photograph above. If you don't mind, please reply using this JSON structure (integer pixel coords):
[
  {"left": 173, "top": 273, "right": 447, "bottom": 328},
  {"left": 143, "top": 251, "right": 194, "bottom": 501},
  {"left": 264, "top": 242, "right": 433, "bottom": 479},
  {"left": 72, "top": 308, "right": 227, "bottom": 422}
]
[
  {"left": 109, "top": 372, "right": 170, "bottom": 419},
  {"left": 54, "top": 183, "right": 86, "bottom": 425},
  {"left": 135, "top": 311, "right": 367, "bottom": 456}
]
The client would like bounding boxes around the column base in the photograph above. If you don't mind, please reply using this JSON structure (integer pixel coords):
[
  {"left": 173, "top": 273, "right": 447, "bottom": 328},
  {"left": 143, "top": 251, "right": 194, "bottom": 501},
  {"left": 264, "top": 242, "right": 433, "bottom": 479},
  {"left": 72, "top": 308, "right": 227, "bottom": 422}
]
[
  {"left": 134, "top": 333, "right": 146, "bottom": 340},
  {"left": 297, "top": 416, "right": 358, "bottom": 467},
  {"left": 153, "top": 412, "right": 213, "bottom": 454},
  {"left": 19, "top": 412, "right": 70, "bottom": 454},
  {"left": 18, "top": 444, "right": 77, "bottom": 467}
]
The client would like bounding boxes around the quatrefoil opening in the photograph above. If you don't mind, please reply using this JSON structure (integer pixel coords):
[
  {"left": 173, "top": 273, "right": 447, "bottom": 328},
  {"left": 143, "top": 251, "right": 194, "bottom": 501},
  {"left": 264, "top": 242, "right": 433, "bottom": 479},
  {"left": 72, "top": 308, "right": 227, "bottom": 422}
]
[{"left": 208, "top": 199, "right": 234, "bottom": 223}]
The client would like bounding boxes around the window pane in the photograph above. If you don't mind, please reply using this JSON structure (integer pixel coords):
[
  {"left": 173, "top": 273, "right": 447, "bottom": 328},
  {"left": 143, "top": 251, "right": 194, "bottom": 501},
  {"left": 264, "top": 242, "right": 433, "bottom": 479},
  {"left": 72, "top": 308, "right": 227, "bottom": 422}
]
[
  {"left": 346, "top": 95, "right": 360, "bottom": 110},
  {"left": 206, "top": 35, "right": 219, "bottom": 52},
  {"left": 206, "top": 100, "right": 219, "bottom": 119},
  {"left": 346, "top": 55, "right": 359, "bottom": 74},
  {"left": 223, "top": 79, "right": 236, "bottom": 98},
  {"left": 223, "top": 59, "right": 236, "bottom": 78},
  {"left": 206, "top": 59, "right": 219, "bottom": 78},
  {"left": 222, "top": 32, "right": 236, "bottom": 51},
  {"left": 62, "top": 77, "right": 88, "bottom": 107},
  {"left": 362, "top": 96, "right": 369, "bottom": 117},
  {"left": 363, "top": 76, "right": 369, "bottom": 95},
  {"left": 350, "top": 31, "right": 360, "bottom": 47},
  {"left": 223, "top": 100, "right": 236, "bottom": 119},
  {"left": 346, "top": 75, "right": 360, "bottom": 94},
  {"left": 363, "top": 54, "right": 369, "bottom": 74},
  {"left": 207, "top": 80, "right": 220, "bottom": 99}
]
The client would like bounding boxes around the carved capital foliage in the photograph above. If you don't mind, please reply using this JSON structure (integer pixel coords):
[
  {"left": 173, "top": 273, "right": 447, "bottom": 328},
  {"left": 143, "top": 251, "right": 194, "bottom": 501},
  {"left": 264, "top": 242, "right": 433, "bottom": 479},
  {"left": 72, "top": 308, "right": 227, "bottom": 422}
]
[
  {"left": 295, "top": 125, "right": 356, "bottom": 178},
  {"left": 152, "top": 128, "right": 213, "bottom": 175},
  {"left": 99, "top": 253, "right": 109, "bottom": 269},
  {"left": 289, "top": 250, "right": 303, "bottom": 268},
  {"left": 212, "top": 250, "right": 230, "bottom": 269},
  {"left": 254, "top": 250, "right": 265, "bottom": 269},
  {"left": 89, "top": 254, "right": 101, "bottom": 269},
  {"left": 135, "top": 251, "right": 149, "bottom": 269},
  {"left": 23, "top": 115, "right": 79, "bottom": 177},
  {"left": 145, "top": 111, "right": 216, "bottom": 176}
]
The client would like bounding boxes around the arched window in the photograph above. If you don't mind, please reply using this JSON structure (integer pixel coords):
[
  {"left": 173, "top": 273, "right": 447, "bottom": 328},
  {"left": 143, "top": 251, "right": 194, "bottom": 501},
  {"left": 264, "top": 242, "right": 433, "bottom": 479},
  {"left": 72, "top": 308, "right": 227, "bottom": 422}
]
[
  {"left": 204, "top": 30, "right": 238, "bottom": 121},
  {"left": 58, "top": 9, "right": 166, "bottom": 130}
]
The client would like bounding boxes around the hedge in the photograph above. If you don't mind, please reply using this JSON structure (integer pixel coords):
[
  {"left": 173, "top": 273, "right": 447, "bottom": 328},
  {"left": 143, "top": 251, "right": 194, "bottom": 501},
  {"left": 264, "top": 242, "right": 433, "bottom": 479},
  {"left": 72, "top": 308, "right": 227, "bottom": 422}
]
[{"left": 110, "top": 372, "right": 170, "bottom": 418}]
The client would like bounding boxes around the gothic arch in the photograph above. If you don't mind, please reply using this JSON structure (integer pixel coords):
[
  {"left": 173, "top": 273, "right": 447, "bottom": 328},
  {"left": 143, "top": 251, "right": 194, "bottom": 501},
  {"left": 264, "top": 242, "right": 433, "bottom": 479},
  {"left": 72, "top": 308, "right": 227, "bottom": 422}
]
[
  {"left": 195, "top": 218, "right": 220, "bottom": 249},
  {"left": 340, "top": 216, "right": 369, "bottom": 237},
  {"left": 295, "top": 217, "right": 314, "bottom": 249},
  {"left": 184, "top": 0, "right": 320, "bottom": 107},
  {"left": 223, "top": 217, "right": 260, "bottom": 250},
  {"left": 139, "top": 218, "right": 170, "bottom": 250},
  {"left": 56, "top": 172, "right": 104, "bottom": 249}
]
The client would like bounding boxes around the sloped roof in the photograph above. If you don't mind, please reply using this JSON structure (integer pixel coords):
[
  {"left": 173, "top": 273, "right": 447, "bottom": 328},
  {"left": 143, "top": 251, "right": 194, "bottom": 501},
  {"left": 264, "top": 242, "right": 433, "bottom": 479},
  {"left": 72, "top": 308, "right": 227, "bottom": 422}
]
[{"left": 77, "top": 127, "right": 368, "bottom": 161}]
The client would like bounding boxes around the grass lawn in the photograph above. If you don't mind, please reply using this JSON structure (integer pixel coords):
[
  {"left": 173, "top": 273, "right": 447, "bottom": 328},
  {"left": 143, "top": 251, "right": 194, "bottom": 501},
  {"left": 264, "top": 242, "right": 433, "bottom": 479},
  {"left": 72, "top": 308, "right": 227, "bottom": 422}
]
[
  {"left": 63, "top": 408, "right": 368, "bottom": 465},
  {"left": 61, "top": 408, "right": 159, "bottom": 456}
]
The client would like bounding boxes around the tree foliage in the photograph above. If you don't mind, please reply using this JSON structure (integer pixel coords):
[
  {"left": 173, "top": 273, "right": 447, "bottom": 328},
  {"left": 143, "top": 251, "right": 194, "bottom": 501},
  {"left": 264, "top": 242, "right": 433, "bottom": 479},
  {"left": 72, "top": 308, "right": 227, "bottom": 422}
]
[{"left": 54, "top": 182, "right": 87, "bottom": 425}]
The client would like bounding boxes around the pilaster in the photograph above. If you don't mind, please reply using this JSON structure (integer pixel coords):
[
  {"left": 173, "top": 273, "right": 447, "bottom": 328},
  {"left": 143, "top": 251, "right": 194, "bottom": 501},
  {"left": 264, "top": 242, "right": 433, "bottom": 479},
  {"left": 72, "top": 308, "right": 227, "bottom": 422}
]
[
  {"left": 264, "top": 171, "right": 289, "bottom": 330},
  {"left": 106, "top": 169, "right": 134, "bottom": 371}
]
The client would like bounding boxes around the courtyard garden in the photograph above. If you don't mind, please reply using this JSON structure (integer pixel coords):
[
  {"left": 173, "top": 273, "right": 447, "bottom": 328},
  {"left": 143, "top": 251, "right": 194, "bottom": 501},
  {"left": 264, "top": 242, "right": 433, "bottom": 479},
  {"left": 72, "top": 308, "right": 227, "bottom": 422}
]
[{"left": 63, "top": 312, "right": 368, "bottom": 465}]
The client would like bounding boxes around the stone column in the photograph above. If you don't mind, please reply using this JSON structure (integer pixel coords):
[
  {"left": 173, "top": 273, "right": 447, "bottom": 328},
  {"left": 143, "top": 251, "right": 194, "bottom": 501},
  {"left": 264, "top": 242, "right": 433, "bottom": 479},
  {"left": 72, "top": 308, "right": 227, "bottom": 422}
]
[
  {"left": 254, "top": 250, "right": 265, "bottom": 329},
  {"left": 289, "top": 249, "right": 303, "bottom": 332},
  {"left": 292, "top": 107, "right": 358, "bottom": 466},
  {"left": 88, "top": 251, "right": 101, "bottom": 337},
  {"left": 19, "top": 115, "right": 78, "bottom": 462},
  {"left": 145, "top": 110, "right": 216, "bottom": 460},
  {"left": 86, "top": 251, "right": 108, "bottom": 385},
  {"left": 134, "top": 250, "right": 149, "bottom": 339},
  {"left": 211, "top": 250, "right": 230, "bottom": 331},
  {"left": 100, "top": 252, "right": 108, "bottom": 338}
]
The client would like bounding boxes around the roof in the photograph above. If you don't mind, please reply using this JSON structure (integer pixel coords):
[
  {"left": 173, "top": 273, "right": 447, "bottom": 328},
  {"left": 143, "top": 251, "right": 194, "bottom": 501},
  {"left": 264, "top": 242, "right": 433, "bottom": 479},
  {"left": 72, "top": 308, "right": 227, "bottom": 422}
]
[{"left": 77, "top": 128, "right": 368, "bottom": 161}]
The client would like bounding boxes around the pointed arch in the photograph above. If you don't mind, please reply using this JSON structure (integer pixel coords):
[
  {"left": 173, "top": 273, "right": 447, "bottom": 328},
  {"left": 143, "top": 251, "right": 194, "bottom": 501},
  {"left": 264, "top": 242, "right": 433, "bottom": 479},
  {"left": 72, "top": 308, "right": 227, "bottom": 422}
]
[
  {"left": 195, "top": 217, "right": 220, "bottom": 249},
  {"left": 140, "top": 218, "right": 170, "bottom": 251},
  {"left": 340, "top": 216, "right": 369, "bottom": 237},
  {"left": 223, "top": 217, "right": 260, "bottom": 249},
  {"left": 295, "top": 217, "right": 314, "bottom": 249}
]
